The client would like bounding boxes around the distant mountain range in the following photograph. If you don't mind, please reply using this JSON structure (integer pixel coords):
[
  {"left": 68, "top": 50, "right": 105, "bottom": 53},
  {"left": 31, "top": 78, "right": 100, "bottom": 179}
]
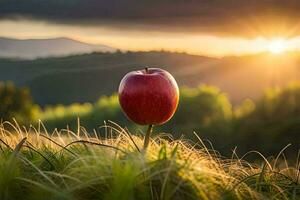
[
  {"left": 0, "top": 51, "right": 300, "bottom": 106},
  {"left": 0, "top": 37, "right": 116, "bottom": 59}
]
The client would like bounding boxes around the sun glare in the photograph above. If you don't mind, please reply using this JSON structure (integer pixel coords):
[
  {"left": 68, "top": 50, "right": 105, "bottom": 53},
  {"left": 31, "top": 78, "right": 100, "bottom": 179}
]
[{"left": 267, "top": 39, "right": 287, "bottom": 54}]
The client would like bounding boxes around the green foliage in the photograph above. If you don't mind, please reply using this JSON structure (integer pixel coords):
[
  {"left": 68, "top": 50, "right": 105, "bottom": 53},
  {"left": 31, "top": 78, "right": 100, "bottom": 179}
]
[
  {"left": 40, "top": 95, "right": 128, "bottom": 131},
  {"left": 171, "top": 85, "right": 231, "bottom": 124},
  {"left": 171, "top": 85, "right": 232, "bottom": 128},
  {"left": 0, "top": 81, "right": 39, "bottom": 124}
]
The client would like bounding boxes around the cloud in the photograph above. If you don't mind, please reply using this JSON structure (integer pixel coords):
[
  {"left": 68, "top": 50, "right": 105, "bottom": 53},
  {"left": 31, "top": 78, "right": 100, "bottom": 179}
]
[{"left": 1, "top": 0, "right": 300, "bottom": 37}]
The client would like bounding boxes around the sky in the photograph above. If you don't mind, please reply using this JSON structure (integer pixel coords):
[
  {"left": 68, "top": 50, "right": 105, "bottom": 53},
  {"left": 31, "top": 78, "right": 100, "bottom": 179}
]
[{"left": 2, "top": 0, "right": 300, "bottom": 57}]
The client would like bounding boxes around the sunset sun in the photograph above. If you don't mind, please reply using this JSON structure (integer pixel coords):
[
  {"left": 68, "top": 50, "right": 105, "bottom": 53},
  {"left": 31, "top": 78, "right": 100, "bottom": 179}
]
[{"left": 267, "top": 39, "right": 287, "bottom": 54}]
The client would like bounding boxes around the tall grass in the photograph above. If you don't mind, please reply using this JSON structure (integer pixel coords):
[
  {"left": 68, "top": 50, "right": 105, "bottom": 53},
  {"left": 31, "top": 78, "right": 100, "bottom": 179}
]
[{"left": 0, "top": 120, "right": 299, "bottom": 200}]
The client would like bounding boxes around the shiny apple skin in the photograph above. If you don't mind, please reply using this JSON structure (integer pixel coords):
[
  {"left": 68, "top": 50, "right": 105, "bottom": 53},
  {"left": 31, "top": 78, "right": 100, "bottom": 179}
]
[{"left": 118, "top": 68, "right": 179, "bottom": 125}]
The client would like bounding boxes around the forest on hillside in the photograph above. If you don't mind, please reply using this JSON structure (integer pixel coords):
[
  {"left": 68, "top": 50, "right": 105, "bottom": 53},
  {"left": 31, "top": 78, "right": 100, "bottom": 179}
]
[{"left": 1, "top": 51, "right": 300, "bottom": 105}]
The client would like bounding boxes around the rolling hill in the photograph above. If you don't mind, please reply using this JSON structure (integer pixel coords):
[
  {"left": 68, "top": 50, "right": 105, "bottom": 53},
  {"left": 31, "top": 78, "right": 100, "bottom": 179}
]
[
  {"left": 0, "top": 37, "right": 115, "bottom": 59},
  {"left": 0, "top": 51, "right": 300, "bottom": 106}
]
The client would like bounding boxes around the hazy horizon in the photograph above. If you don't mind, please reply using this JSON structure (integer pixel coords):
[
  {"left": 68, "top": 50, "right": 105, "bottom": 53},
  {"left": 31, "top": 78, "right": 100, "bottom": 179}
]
[
  {"left": 4, "top": 34, "right": 300, "bottom": 59},
  {"left": 2, "top": 1, "right": 300, "bottom": 57}
]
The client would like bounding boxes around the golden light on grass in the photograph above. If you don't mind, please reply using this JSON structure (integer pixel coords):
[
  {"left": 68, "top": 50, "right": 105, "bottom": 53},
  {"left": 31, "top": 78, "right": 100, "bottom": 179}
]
[
  {"left": 0, "top": 120, "right": 298, "bottom": 199},
  {"left": 267, "top": 38, "right": 287, "bottom": 54}
]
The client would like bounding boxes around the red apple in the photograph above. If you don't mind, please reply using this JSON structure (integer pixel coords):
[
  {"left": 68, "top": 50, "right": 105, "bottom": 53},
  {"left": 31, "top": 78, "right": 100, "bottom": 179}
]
[{"left": 118, "top": 68, "right": 179, "bottom": 125}]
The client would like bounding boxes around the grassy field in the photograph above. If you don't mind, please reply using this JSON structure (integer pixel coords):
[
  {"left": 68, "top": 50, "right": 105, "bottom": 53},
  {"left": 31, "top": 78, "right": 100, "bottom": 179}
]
[{"left": 0, "top": 121, "right": 299, "bottom": 200}]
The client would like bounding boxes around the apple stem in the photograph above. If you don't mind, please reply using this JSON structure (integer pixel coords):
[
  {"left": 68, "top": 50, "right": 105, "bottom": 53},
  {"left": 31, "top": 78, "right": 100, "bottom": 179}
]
[
  {"left": 143, "top": 124, "right": 153, "bottom": 150},
  {"left": 145, "top": 67, "right": 149, "bottom": 73}
]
